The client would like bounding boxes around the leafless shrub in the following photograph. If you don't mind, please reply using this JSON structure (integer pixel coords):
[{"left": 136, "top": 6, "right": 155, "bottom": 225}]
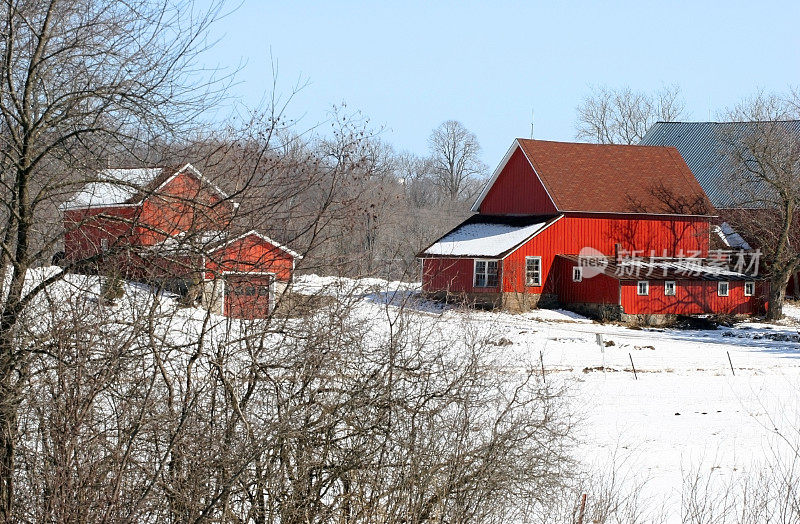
[
  {"left": 535, "top": 449, "right": 667, "bottom": 524},
  {"left": 7, "top": 271, "right": 577, "bottom": 522}
]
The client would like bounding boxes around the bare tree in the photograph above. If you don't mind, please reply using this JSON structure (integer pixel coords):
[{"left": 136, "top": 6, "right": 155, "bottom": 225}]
[
  {"left": 720, "top": 93, "right": 800, "bottom": 320},
  {"left": 0, "top": 0, "right": 226, "bottom": 518},
  {"left": 428, "top": 120, "right": 488, "bottom": 201},
  {"left": 576, "top": 84, "right": 685, "bottom": 144}
]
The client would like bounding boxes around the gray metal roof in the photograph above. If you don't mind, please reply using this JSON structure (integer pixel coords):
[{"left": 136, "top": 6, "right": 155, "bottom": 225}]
[{"left": 640, "top": 121, "right": 800, "bottom": 208}]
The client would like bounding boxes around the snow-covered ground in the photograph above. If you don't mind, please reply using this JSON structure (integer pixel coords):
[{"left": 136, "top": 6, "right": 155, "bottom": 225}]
[
  {"left": 20, "top": 269, "right": 800, "bottom": 520},
  {"left": 295, "top": 274, "right": 800, "bottom": 519}
]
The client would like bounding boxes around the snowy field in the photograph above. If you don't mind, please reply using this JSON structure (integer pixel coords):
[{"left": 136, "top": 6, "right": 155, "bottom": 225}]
[
  {"left": 21, "top": 269, "right": 800, "bottom": 520},
  {"left": 295, "top": 274, "right": 800, "bottom": 519}
]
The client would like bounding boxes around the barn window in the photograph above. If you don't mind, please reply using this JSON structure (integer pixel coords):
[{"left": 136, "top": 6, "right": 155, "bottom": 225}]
[
  {"left": 100, "top": 238, "right": 109, "bottom": 252},
  {"left": 718, "top": 281, "right": 729, "bottom": 297},
  {"left": 664, "top": 281, "right": 676, "bottom": 296},
  {"left": 572, "top": 266, "right": 583, "bottom": 282},
  {"left": 474, "top": 260, "right": 499, "bottom": 287},
  {"left": 525, "top": 257, "right": 541, "bottom": 286},
  {"left": 637, "top": 280, "right": 649, "bottom": 296},
  {"left": 744, "top": 281, "right": 755, "bottom": 296}
]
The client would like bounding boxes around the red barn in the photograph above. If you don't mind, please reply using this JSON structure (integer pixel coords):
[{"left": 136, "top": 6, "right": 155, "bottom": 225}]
[
  {"left": 418, "top": 139, "right": 766, "bottom": 323},
  {"left": 62, "top": 164, "right": 300, "bottom": 319}
]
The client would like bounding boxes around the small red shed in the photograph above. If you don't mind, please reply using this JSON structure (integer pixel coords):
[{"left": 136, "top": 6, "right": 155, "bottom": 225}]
[
  {"left": 418, "top": 139, "right": 766, "bottom": 322},
  {"left": 208, "top": 231, "right": 300, "bottom": 319}
]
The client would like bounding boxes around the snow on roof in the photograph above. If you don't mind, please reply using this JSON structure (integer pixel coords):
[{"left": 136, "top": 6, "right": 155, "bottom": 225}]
[
  {"left": 60, "top": 168, "right": 163, "bottom": 210},
  {"left": 422, "top": 215, "right": 557, "bottom": 257},
  {"left": 620, "top": 259, "right": 752, "bottom": 279},
  {"left": 212, "top": 230, "right": 303, "bottom": 259},
  {"left": 60, "top": 163, "right": 231, "bottom": 210},
  {"left": 143, "top": 230, "right": 229, "bottom": 256},
  {"left": 559, "top": 254, "right": 760, "bottom": 281},
  {"left": 714, "top": 222, "right": 752, "bottom": 250},
  {"left": 142, "top": 229, "right": 302, "bottom": 260}
]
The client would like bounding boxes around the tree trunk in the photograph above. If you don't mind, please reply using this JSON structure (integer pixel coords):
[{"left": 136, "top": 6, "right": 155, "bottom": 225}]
[
  {"left": 0, "top": 309, "right": 23, "bottom": 523},
  {"left": 0, "top": 167, "right": 32, "bottom": 521},
  {"left": 766, "top": 274, "right": 789, "bottom": 321},
  {"left": 0, "top": 395, "right": 16, "bottom": 522}
]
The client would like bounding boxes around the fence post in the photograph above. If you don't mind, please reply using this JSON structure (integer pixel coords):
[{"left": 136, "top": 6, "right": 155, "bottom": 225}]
[
  {"left": 540, "top": 350, "right": 546, "bottom": 384},
  {"left": 596, "top": 333, "right": 605, "bottom": 370}
]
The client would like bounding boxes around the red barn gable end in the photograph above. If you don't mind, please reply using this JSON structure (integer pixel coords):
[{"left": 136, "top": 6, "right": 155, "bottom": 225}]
[
  {"left": 419, "top": 139, "right": 765, "bottom": 323},
  {"left": 479, "top": 146, "right": 558, "bottom": 215},
  {"left": 63, "top": 164, "right": 235, "bottom": 261},
  {"left": 62, "top": 164, "right": 300, "bottom": 319}
]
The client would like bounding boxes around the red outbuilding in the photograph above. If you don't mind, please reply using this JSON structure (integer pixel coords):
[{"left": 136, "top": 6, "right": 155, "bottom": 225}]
[
  {"left": 418, "top": 139, "right": 766, "bottom": 323},
  {"left": 61, "top": 163, "right": 300, "bottom": 319}
]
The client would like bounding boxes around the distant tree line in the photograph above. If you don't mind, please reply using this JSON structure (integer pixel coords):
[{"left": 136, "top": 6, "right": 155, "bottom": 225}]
[{"left": 153, "top": 115, "right": 489, "bottom": 281}]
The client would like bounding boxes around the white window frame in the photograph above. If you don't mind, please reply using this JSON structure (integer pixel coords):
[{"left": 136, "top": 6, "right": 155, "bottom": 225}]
[
  {"left": 637, "top": 280, "right": 649, "bottom": 296},
  {"left": 744, "top": 281, "right": 755, "bottom": 297},
  {"left": 664, "top": 281, "right": 676, "bottom": 296},
  {"left": 572, "top": 266, "right": 583, "bottom": 282},
  {"left": 718, "top": 281, "right": 729, "bottom": 297},
  {"left": 100, "top": 238, "right": 109, "bottom": 252},
  {"left": 473, "top": 259, "right": 499, "bottom": 288},
  {"left": 525, "top": 256, "right": 542, "bottom": 286}
]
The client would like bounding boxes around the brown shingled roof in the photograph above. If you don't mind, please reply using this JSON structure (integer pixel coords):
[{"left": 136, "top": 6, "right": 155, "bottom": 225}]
[{"left": 515, "top": 139, "right": 715, "bottom": 215}]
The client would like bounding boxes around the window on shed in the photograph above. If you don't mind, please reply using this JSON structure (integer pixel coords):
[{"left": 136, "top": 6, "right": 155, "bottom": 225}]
[
  {"left": 664, "top": 281, "right": 676, "bottom": 296},
  {"left": 718, "top": 281, "right": 729, "bottom": 297},
  {"left": 474, "top": 260, "right": 499, "bottom": 287},
  {"left": 526, "top": 257, "right": 541, "bottom": 286},
  {"left": 744, "top": 281, "right": 755, "bottom": 297},
  {"left": 100, "top": 238, "right": 109, "bottom": 252},
  {"left": 637, "top": 281, "right": 649, "bottom": 296},
  {"left": 572, "top": 266, "right": 583, "bottom": 282}
]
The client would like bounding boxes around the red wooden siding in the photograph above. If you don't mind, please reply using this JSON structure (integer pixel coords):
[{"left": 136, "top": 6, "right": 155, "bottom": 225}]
[
  {"left": 138, "top": 171, "right": 233, "bottom": 246},
  {"left": 620, "top": 280, "right": 767, "bottom": 315},
  {"left": 479, "top": 147, "right": 558, "bottom": 215},
  {"left": 561, "top": 214, "right": 710, "bottom": 257},
  {"left": 64, "top": 206, "right": 141, "bottom": 261},
  {"left": 121, "top": 234, "right": 295, "bottom": 287},
  {"left": 207, "top": 234, "right": 294, "bottom": 281},
  {"left": 224, "top": 273, "right": 273, "bottom": 319},
  {"left": 64, "top": 170, "right": 235, "bottom": 261},
  {"left": 553, "top": 256, "right": 620, "bottom": 305},
  {"left": 501, "top": 214, "right": 710, "bottom": 294},
  {"left": 421, "top": 257, "right": 500, "bottom": 294}
]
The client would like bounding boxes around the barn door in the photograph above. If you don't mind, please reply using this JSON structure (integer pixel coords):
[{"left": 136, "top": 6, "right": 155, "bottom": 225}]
[{"left": 224, "top": 273, "right": 274, "bottom": 319}]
